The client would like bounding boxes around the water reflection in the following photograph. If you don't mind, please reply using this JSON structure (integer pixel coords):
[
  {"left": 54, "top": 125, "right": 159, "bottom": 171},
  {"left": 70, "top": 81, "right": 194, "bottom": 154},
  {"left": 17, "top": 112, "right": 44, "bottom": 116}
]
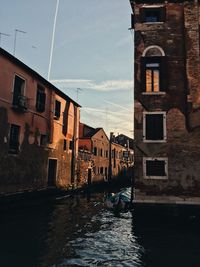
[{"left": 0, "top": 193, "right": 200, "bottom": 267}]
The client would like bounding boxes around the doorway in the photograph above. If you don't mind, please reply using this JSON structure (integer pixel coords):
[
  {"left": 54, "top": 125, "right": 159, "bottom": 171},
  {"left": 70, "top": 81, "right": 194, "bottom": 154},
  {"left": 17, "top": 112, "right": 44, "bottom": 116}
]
[{"left": 47, "top": 158, "right": 57, "bottom": 186}]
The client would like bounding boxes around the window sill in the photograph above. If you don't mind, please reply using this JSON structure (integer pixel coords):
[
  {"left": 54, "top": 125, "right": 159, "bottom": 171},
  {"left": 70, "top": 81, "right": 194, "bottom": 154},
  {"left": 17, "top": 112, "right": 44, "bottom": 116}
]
[
  {"left": 142, "top": 92, "right": 166, "bottom": 95},
  {"left": 143, "top": 139, "right": 166, "bottom": 143},
  {"left": 142, "top": 22, "right": 165, "bottom": 25},
  {"left": 144, "top": 176, "right": 168, "bottom": 180}
]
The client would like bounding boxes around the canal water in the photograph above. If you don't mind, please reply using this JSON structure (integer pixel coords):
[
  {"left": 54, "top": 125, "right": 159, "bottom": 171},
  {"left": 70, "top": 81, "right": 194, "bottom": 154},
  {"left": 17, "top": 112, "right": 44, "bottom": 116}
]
[{"left": 0, "top": 191, "right": 200, "bottom": 267}]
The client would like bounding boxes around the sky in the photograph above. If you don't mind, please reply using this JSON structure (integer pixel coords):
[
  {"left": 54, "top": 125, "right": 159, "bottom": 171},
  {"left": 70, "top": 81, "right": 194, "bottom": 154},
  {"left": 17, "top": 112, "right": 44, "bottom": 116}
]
[{"left": 0, "top": 0, "right": 134, "bottom": 138}]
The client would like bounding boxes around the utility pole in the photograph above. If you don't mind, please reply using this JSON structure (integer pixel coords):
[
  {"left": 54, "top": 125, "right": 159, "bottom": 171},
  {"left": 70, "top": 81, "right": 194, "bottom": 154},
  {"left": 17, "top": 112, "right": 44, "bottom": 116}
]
[
  {"left": 13, "top": 29, "right": 26, "bottom": 56},
  {"left": 0, "top": 32, "right": 10, "bottom": 47}
]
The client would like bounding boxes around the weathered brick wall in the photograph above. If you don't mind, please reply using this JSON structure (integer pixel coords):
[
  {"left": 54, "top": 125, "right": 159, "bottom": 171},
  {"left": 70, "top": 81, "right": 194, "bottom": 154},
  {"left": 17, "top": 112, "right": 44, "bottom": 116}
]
[{"left": 131, "top": 0, "right": 200, "bottom": 197}]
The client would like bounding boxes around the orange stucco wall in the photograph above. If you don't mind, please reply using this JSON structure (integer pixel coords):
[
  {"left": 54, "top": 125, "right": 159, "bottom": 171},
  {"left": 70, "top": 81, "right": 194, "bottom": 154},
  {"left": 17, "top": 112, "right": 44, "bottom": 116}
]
[{"left": 0, "top": 51, "right": 80, "bottom": 193}]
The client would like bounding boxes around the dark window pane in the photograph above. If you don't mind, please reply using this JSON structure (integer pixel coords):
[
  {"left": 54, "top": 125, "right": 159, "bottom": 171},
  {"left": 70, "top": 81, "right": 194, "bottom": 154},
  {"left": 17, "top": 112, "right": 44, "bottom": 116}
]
[
  {"left": 55, "top": 100, "right": 61, "bottom": 118},
  {"left": 63, "top": 139, "right": 67, "bottom": 150},
  {"left": 93, "top": 147, "right": 97, "bottom": 156},
  {"left": 13, "top": 75, "right": 25, "bottom": 105},
  {"left": 69, "top": 140, "right": 73, "bottom": 150},
  {"left": 36, "top": 85, "right": 46, "bottom": 112},
  {"left": 145, "top": 10, "right": 160, "bottom": 22},
  {"left": 146, "top": 114, "right": 164, "bottom": 140},
  {"left": 146, "top": 160, "right": 165, "bottom": 176},
  {"left": 140, "top": 7, "right": 166, "bottom": 23},
  {"left": 9, "top": 124, "right": 20, "bottom": 153}
]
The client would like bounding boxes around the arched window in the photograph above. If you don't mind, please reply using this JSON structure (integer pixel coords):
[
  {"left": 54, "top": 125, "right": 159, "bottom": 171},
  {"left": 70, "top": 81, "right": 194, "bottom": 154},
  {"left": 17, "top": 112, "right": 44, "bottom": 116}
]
[{"left": 141, "top": 46, "right": 167, "bottom": 93}]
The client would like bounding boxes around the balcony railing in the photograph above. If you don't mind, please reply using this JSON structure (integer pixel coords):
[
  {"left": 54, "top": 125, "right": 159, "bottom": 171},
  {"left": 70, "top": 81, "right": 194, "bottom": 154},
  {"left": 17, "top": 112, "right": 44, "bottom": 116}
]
[{"left": 12, "top": 95, "right": 28, "bottom": 112}]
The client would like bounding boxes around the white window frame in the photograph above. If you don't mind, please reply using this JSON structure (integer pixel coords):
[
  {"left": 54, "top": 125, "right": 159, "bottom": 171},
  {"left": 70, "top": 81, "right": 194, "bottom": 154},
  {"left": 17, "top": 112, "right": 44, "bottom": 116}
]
[
  {"left": 143, "top": 157, "right": 168, "bottom": 180},
  {"left": 143, "top": 111, "right": 166, "bottom": 143}
]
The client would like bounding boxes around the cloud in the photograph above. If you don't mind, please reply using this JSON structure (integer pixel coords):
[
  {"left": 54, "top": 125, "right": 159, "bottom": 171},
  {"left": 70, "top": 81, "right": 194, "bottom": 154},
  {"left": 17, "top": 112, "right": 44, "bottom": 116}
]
[
  {"left": 50, "top": 79, "right": 133, "bottom": 92},
  {"left": 81, "top": 106, "right": 133, "bottom": 137}
]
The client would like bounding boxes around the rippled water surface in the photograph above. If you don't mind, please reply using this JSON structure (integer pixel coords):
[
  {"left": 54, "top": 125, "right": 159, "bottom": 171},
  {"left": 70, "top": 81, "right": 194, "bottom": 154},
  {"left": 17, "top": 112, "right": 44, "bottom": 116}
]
[{"left": 0, "top": 192, "right": 200, "bottom": 267}]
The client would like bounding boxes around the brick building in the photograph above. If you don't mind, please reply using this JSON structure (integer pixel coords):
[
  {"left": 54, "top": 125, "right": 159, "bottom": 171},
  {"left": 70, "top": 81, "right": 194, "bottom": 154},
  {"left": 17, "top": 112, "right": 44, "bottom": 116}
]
[
  {"left": 0, "top": 47, "right": 80, "bottom": 193},
  {"left": 78, "top": 123, "right": 109, "bottom": 183},
  {"left": 78, "top": 123, "right": 134, "bottom": 186},
  {"left": 130, "top": 0, "right": 200, "bottom": 200}
]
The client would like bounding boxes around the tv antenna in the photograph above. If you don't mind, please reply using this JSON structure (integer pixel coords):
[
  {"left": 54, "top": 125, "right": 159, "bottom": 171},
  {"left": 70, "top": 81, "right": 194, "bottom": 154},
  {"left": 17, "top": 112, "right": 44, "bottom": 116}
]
[
  {"left": 0, "top": 32, "right": 10, "bottom": 47},
  {"left": 13, "top": 29, "right": 26, "bottom": 56}
]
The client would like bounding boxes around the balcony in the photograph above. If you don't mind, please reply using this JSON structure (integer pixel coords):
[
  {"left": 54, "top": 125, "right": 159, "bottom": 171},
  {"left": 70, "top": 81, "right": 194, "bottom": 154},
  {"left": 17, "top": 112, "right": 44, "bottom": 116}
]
[{"left": 12, "top": 95, "right": 28, "bottom": 112}]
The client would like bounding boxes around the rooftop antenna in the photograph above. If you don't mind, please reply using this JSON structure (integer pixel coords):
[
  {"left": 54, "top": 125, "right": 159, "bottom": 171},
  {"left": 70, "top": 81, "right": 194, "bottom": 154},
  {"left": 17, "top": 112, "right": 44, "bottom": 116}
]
[
  {"left": 76, "top": 88, "right": 83, "bottom": 102},
  {"left": 0, "top": 32, "right": 10, "bottom": 47},
  {"left": 48, "top": 0, "right": 60, "bottom": 81},
  {"left": 13, "top": 29, "right": 26, "bottom": 56}
]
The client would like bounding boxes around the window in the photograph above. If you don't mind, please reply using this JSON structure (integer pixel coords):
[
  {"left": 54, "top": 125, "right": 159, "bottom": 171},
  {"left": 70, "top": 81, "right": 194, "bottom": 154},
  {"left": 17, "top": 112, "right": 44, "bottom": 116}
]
[
  {"left": 143, "top": 157, "right": 168, "bottom": 179},
  {"left": 100, "top": 167, "right": 103, "bottom": 174},
  {"left": 40, "top": 134, "right": 48, "bottom": 146},
  {"left": 69, "top": 140, "right": 73, "bottom": 150},
  {"left": 93, "top": 147, "right": 97, "bottom": 156},
  {"left": 140, "top": 7, "right": 166, "bottom": 23},
  {"left": 143, "top": 112, "right": 166, "bottom": 142},
  {"left": 12, "top": 75, "right": 27, "bottom": 109},
  {"left": 36, "top": 85, "right": 46, "bottom": 112},
  {"left": 54, "top": 100, "right": 61, "bottom": 119},
  {"left": 100, "top": 148, "right": 103, "bottom": 157},
  {"left": 146, "top": 63, "right": 160, "bottom": 92},
  {"left": 141, "top": 55, "right": 167, "bottom": 93},
  {"left": 9, "top": 124, "right": 20, "bottom": 154},
  {"left": 63, "top": 139, "right": 67, "bottom": 151}
]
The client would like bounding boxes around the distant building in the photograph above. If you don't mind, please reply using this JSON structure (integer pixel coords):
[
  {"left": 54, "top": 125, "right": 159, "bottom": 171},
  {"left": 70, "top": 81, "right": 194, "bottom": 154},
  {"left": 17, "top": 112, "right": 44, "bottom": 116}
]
[
  {"left": 114, "top": 134, "right": 134, "bottom": 150},
  {"left": 78, "top": 123, "right": 134, "bottom": 186},
  {"left": 110, "top": 133, "right": 134, "bottom": 183},
  {"left": 78, "top": 123, "right": 109, "bottom": 184},
  {"left": 130, "top": 0, "right": 200, "bottom": 201},
  {"left": 0, "top": 47, "right": 80, "bottom": 194}
]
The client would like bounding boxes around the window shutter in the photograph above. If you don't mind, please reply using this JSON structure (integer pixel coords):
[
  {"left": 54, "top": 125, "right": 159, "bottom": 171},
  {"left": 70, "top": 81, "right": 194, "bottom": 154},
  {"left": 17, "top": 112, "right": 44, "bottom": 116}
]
[
  {"left": 146, "top": 114, "right": 164, "bottom": 140},
  {"left": 40, "top": 92, "right": 46, "bottom": 112},
  {"left": 139, "top": 8, "right": 146, "bottom": 23},
  {"left": 154, "top": 114, "right": 163, "bottom": 140},
  {"left": 160, "top": 6, "right": 166, "bottom": 22},
  {"left": 160, "top": 56, "right": 168, "bottom": 92},
  {"left": 131, "top": 13, "right": 135, "bottom": 29},
  {"left": 55, "top": 100, "right": 61, "bottom": 118},
  {"left": 141, "top": 57, "right": 146, "bottom": 92}
]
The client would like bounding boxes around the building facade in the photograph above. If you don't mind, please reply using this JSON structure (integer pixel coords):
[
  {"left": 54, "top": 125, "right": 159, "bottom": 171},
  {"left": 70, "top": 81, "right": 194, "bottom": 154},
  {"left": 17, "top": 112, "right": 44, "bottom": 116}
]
[
  {"left": 130, "top": 0, "right": 200, "bottom": 199},
  {"left": 78, "top": 123, "right": 109, "bottom": 184},
  {"left": 0, "top": 48, "right": 80, "bottom": 194}
]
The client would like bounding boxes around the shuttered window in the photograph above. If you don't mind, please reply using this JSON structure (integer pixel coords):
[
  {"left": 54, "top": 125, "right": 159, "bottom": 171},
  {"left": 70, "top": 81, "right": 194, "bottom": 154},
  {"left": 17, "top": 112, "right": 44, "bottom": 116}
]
[
  {"left": 54, "top": 100, "right": 61, "bottom": 119},
  {"left": 13, "top": 75, "right": 26, "bottom": 106},
  {"left": 36, "top": 85, "right": 46, "bottom": 112},
  {"left": 143, "top": 112, "right": 166, "bottom": 142}
]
